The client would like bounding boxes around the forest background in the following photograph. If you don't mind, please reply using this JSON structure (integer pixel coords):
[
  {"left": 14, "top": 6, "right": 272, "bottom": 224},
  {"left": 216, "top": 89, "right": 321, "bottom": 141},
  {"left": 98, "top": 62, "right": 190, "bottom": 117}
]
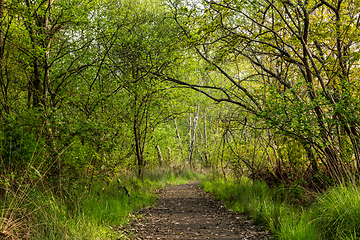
[{"left": 1, "top": 0, "right": 360, "bottom": 239}]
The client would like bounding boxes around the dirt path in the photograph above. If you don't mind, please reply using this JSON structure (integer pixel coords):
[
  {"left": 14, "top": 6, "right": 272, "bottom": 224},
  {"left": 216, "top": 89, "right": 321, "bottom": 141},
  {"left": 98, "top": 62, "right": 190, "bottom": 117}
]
[{"left": 123, "top": 182, "right": 273, "bottom": 239}]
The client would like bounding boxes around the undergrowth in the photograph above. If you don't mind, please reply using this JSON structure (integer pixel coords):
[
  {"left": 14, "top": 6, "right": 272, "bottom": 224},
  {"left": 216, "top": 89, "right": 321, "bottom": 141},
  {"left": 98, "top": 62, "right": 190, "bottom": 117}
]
[
  {"left": 201, "top": 176, "right": 360, "bottom": 240},
  {"left": 0, "top": 168, "right": 203, "bottom": 240}
]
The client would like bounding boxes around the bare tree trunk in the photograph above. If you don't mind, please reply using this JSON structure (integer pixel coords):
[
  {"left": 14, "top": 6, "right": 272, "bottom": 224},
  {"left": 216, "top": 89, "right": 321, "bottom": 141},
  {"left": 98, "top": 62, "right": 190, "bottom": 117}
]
[
  {"left": 43, "top": 1, "right": 50, "bottom": 108},
  {"left": 0, "top": 0, "right": 3, "bottom": 53},
  {"left": 304, "top": 143, "right": 317, "bottom": 173},
  {"left": 203, "top": 107, "right": 209, "bottom": 166},
  {"left": 189, "top": 106, "right": 199, "bottom": 169},
  {"left": 342, "top": 125, "right": 360, "bottom": 174},
  {"left": 188, "top": 113, "right": 192, "bottom": 162},
  {"left": 133, "top": 94, "right": 144, "bottom": 180},
  {"left": 301, "top": 9, "right": 343, "bottom": 181},
  {"left": 220, "top": 128, "right": 227, "bottom": 181},
  {"left": 174, "top": 119, "right": 184, "bottom": 160},
  {"left": 0, "top": 0, "right": 7, "bottom": 115},
  {"left": 133, "top": 93, "right": 151, "bottom": 181},
  {"left": 32, "top": 59, "right": 42, "bottom": 107},
  {"left": 167, "top": 147, "right": 171, "bottom": 165},
  {"left": 134, "top": 118, "right": 143, "bottom": 180},
  {"left": 156, "top": 145, "right": 163, "bottom": 166}
]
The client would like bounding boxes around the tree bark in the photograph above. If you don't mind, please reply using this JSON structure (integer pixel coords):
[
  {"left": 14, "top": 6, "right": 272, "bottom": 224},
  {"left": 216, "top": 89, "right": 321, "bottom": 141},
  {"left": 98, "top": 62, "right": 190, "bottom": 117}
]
[
  {"left": 189, "top": 106, "right": 199, "bottom": 169},
  {"left": 156, "top": 145, "right": 163, "bottom": 166},
  {"left": 174, "top": 118, "right": 184, "bottom": 160},
  {"left": 203, "top": 107, "right": 209, "bottom": 166}
]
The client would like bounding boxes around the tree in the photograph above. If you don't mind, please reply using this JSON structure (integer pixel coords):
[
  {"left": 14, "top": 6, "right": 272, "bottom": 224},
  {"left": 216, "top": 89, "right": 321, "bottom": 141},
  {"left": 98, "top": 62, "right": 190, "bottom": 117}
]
[
  {"left": 0, "top": 0, "right": 100, "bottom": 182},
  {"left": 165, "top": 0, "right": 360, "bottom": 180},
  {"left": 101, "top": 0, "right": 185, "bottom": 179}
]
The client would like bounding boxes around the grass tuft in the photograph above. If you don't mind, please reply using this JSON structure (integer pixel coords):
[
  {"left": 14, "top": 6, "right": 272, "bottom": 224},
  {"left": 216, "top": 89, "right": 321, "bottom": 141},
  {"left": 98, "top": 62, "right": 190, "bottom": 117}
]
[{"left": 313, "top": 184, "right": 360, "bottom": 239}]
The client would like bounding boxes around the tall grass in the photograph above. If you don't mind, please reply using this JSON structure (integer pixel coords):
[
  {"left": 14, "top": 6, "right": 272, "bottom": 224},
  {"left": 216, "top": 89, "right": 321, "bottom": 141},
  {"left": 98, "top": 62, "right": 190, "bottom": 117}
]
[
  {"left": 0, "top": 187, "right": 32, "bottom": 239},
  {"left": 144, "top": 167, "right": 204, "bottom": 186},
  {"left": 0, "top": 167, "right": 203, "bottom": 239},
  {"left": 201, "top": 176, "right": 341, "bottom": 240},
  {"left": 30, "top": 179, "right": 148, "bottom": 240},
  {"left": 313, "top": 184, "right": 360, "bottom": 240},
  {"left": 202, "top": 176, "right": 360, "bottom": 240}
]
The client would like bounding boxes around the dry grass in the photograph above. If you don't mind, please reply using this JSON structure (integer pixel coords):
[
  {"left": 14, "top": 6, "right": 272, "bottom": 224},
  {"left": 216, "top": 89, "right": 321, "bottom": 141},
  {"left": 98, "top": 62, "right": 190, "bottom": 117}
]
[
  {"left": 0, "top": 183, "right": 33, "bottom": 240},
  {"left": 0, "top": 214, "right": 30, "bottom": 240}
]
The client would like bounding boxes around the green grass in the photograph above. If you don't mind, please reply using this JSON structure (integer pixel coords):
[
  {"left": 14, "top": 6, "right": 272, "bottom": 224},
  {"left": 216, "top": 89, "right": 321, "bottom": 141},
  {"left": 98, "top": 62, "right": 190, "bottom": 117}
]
[
  {"left": 200, "top": 176, "right": 321, "bottom": 240},
  {"left": 312, "top": 184, "right": 360, "bottom": 240},
  {"left": 144, "top": 167, "right": 204, "bottom": 186},
  {"left": 0, "top": 167, "right": 204, "bottom": 240},
  {"left": 202, "top": 176, "right": 360, "bottom": 240}
]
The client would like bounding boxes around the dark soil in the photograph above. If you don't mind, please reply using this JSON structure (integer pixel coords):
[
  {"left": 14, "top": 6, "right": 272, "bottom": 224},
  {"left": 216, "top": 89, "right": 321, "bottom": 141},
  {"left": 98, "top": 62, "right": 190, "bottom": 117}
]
[{"left": 121, "top": 181, "right": 273, "bottom": 239}]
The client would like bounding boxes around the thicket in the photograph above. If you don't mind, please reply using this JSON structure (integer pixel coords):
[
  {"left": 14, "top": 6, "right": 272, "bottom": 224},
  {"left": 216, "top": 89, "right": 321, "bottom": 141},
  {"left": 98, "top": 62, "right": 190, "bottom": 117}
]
[
  {"left": 0, "top": 0, "right": 207, "bottom": 238},
  {"left": 1, "top": 0, "right": 360, "bottom": 239}
]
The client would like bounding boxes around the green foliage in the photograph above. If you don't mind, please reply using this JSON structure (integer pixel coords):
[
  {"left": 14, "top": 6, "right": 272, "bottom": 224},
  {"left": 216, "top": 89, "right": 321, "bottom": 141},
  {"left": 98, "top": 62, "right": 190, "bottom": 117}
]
[
  {"left": 0, "top": 110, "right": 45, "bottom": 179},
  {"left": 4, "top": 0, "right": 360, "bottom": 239},
  {"left": 170, "top": 0, "right": 360, "bottom": 181},
  {"left": 313, "top": 184, "right": 360, "bottom": 240}
]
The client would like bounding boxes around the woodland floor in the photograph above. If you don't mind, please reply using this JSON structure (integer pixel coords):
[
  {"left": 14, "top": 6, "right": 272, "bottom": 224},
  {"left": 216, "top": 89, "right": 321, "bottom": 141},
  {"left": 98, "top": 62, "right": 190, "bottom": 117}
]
[{"left": 121, "top": 182, "right": 274, "bottom": 239}]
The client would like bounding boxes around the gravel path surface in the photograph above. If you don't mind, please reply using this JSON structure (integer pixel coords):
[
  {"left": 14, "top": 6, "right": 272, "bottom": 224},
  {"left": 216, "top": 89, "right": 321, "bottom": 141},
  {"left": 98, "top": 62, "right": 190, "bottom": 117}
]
[{"left": 122, "top": 182, "right": 273, "bottom": 239}]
